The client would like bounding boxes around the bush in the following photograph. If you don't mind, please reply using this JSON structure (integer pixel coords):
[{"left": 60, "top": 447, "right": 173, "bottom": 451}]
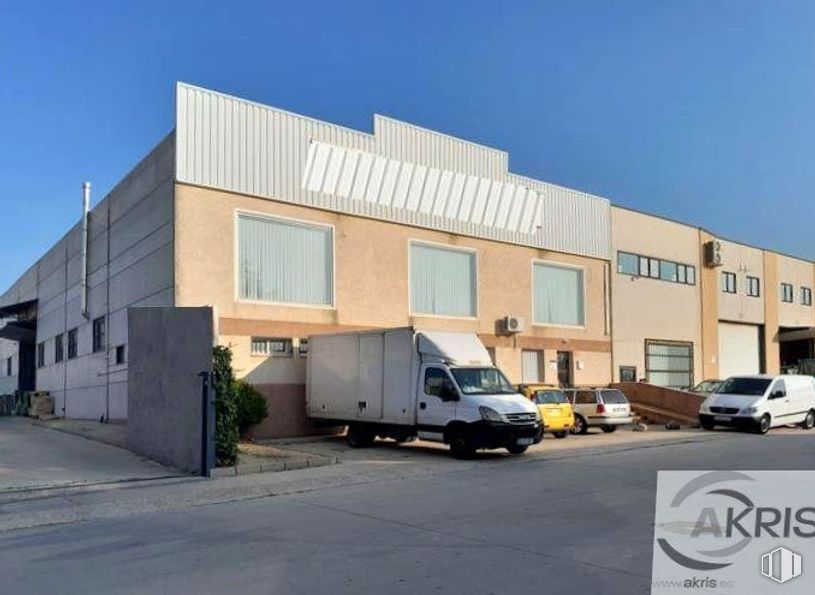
[
  {"left": 212, "top": 345, "right": 239, "bottom": 467},
  {"left": 235, "top": 379, "right": 269, "bottom": 436}
]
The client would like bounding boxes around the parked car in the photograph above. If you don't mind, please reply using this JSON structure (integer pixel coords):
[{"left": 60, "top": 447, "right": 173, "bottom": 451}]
[
  {"left": 518, "top": 384, "right": 574, "bottom": 438},
  {"left": 307, "top": 328, "right": 543, "bottom": 458},
  {"left": 563, "top": 388, "right": 634, "bottom": 434},
  {"left": 698, "top": 374, "right": 815, "bottom": 434},
  {"left": 691, "top": 379, "right": 723, "bottom": 395}
]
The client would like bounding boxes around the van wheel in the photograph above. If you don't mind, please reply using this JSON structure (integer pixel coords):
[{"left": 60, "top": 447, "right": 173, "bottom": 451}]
[
  {"left": 801, "top": 410, "right": 815, "bottom": 430},
  {"left": 601, "top": 425, "right": 617, "bottom": 433},
  {"left": 756, "top": 414, "right": 771, "bottom": 435},
  {"left": 506, "top": 445, "right": 528, "bottom": 455},
  {"left": 449, "top": 433, "right": 476, "bottom": 460},
  {"left": 553, "top": 431, "right": 568, "bottom": 439},
  {"left": 571, "top": 415, "right": 588, "bottom": 435},
  {"left": 346, "top": 424, "right": 375, "bottom": 448}
]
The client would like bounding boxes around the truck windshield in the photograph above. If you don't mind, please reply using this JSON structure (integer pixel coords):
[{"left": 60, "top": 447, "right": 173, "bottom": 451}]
[
  {"left": 450, "top": 368, "right": 516, "bottom": 395},
  {"left": 716, "top": 377, "right": 772, "bottom": 396}
]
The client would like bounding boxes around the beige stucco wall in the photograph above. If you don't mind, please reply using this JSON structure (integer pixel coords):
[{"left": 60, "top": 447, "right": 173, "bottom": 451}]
[
  {"left": 610, "top": 207, "right": 703, "bottom": 383},
  {"left": 776, "top": 253, "right": 815, "bottom": 328},
  {"left": 717, "top": 240, "right": 765, "bottom": 324},
  {"left": 175, "top": 183, "right": 612, "bottom": 434}
]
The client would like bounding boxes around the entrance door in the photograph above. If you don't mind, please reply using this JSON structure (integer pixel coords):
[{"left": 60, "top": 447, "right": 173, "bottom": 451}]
[
  {"left": 557, "top": 351, "right": 572, "bottom": 388},
  {"left": 417, "top": 365, "right": 457, "bottom": 441}
]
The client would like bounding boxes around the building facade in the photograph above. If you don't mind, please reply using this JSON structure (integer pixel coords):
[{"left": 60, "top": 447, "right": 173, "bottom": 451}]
[{"left": 1, "top": 82, "right": 814, "bottom": 437}]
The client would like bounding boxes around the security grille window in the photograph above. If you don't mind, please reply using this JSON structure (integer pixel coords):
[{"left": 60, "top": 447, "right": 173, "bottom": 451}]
[
  {"left": 781, "top": 283, "right": 794, "bottom": 303},
  {"left": 67, "top": 328, "right": 78, "bottom": 359},
  {"left": 37, "top": 342, "right": 45, "bottom": 368},
  {"left": 54, "top": 333, "right": 64, "bottom": 363},
  {"left": 237, "top": 214, "right": 334, "bottom": 306},
  {"left": 803, "top": 287, "right": 813, "bottom": 306},
  {"left": 619, "top": 366, "right": 637, "bottom": 382},
  {"left": 521, "top": 350, "right": 544, "bottom": 383},
  {"left": 645, "top": 341, "right": 693, "bottom": 389},
  {"left": 533, "top": 262, "right": 585, "bottom": 327},
  {"left": 92, "top": 317, "right": 106, "bottom": 353},
  {"left": 616, "top": 251, "right": 695, "bottom": 285},
  {"left": 251, "top": 337, "right": 292, "bottom": 357},
  {"left": 722, "top": 271, "right": 737, "bottom": 294},
  {"left": 410, "top": 242, "right": 477, "bottom": 317},
  {"left": 115, "top": 345, "right": 126, "bottom": 365},
  {"left": 297, "top": 339, "right": 308, "bottom": 357},
  {"left": 746, "top": 276, "right": 761, "bottom": 298}
]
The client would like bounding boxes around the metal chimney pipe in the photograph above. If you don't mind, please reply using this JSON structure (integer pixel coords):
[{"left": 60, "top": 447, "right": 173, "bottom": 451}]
[{"left": 80, "top": 182, "right": 91, "bottom": 319}]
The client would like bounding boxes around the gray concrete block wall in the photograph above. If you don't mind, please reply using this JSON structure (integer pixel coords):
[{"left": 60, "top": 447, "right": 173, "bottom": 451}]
[{"left": 0, "top": 133, "right": 176, "bottom": 420}]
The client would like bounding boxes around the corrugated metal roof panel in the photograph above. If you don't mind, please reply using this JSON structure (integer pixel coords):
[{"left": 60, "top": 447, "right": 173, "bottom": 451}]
[{"left": 176, "top": 83, "right": 611, "bottom": 260}]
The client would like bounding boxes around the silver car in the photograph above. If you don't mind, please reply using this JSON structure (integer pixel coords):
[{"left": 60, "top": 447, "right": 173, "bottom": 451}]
[{"left": 563, "top": 388, "right": 634, "bottom": 434}]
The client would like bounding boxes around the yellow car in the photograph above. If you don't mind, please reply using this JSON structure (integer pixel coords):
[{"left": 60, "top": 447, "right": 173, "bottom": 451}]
[{"left": 518, "top": 384, "right": 575, "bottom": 438}]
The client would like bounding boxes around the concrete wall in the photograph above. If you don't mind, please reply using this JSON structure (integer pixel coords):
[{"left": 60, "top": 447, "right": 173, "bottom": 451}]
[
  {"left": 717, "top": 240, "right": 765, "bottom": 324},
  {"left": 610, "top": 207, "right": 703, "bottom": 384},
  {"left": 776, "top": 253, "right": 815, "bottom": 328},
  {"left": 176, "top": 183, "right": 612, "bottom": 437},
  {"left": 0, "top": 134, "right": 176, "bottom": 419},
  {"left": 0, "top": 335, "right": 16, "bottom": 395},
  {"left": 127, "top": 307, "right": 213, "bottom": 474}
]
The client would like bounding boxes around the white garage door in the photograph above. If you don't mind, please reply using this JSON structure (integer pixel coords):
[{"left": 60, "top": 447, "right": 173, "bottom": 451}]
[{"left": 718, "top": 322, "right": 760, "bottom": 379}]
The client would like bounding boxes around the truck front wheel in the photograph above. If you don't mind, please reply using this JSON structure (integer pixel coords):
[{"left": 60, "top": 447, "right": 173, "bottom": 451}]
[
  {"left": 449, "top": 433, "right": 476, "bottom": 459},
  {"left": 346, "top": 424, "right": 376, "bottom": 448}
]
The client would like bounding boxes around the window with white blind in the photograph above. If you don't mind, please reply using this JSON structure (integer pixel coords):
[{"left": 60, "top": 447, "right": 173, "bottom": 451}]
[
  {"left": 533, "top": 262, "right": 585, "bottom": 327},
  {"left": 521, "top": 350, "right": 544, "bottom": 383},
  {"left": 645, "top": 341, "right": 693, "bottom": 389},
  {"left": 237, "top": 214, "right": 334, "bottom": 306},
  {"left": 410, "top": 242, "right": 477, "bottom": 317}
]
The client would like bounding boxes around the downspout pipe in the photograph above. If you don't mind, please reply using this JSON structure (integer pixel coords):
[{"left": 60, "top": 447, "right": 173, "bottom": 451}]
[{"left": 80, "top": 182, "right": 91, "bottom": 319}]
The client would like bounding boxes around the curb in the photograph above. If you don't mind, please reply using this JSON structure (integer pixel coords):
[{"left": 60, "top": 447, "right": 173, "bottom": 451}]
[{"left": 210, "top": 454, "right": 340, "bottom": 478}]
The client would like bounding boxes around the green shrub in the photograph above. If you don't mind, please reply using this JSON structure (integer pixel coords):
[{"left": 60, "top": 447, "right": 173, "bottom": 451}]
[
  {"left": 235, "top": 379, "right": 269, "bottom": 436},
  {"left": 212, "top": 345, "right": 239, "bottom": 467}
]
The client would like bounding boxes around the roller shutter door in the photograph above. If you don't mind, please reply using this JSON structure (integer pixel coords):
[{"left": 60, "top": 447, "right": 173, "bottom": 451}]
[{"left": 718, "top": 322, "right": 761, "bottom": 379}]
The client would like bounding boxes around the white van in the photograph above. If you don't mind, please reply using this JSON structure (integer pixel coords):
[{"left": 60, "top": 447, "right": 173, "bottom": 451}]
[
  {"left": 698, "top": 374, "right": 815, "bottom": 434},
  {"left": 307, "top": 328, "right": 543, "bottom": 458}
]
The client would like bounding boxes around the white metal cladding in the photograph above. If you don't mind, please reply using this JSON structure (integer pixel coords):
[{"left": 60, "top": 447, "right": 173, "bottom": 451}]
[
  {"left": 374, "top": 115, "right": 508, "bottom": 179},
  {"left": 303, "top": 140, "right": 541, "bottom": 235},
  {"left": 175, "top": 82, "right": 611, "bottom": 260}
]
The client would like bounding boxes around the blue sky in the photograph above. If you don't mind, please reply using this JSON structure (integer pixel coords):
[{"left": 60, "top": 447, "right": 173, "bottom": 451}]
[{"left": 2, "top": 1, "right": 814, "bottom": 290}]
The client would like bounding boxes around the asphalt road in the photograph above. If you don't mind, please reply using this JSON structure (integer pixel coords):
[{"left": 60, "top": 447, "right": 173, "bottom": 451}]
[{"left": 2, "top": 430, "right": 813, "bottom": 594}]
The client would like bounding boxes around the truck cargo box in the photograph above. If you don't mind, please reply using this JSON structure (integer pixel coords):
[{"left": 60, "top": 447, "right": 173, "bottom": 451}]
[{"left": 307, "top": 328, "right": 417, "bottom": 425}]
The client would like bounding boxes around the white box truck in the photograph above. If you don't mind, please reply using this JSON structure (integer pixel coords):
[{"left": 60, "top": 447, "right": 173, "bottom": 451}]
[{"left": 307, "top": 327, "right": 543, "bottom": 458}]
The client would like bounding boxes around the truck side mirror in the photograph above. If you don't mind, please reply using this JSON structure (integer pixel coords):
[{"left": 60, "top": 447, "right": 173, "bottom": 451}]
[{"left": 440, "top": 383, "right": 459, "bottom": 402}]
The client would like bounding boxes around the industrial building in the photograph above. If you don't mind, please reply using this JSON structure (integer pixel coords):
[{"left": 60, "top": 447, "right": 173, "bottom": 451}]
[{"left": 1, "top": 82, "right": 813, "bottom": 438}]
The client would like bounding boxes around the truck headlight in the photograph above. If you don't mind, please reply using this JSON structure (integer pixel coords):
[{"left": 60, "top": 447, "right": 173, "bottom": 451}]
[
  {"left": 479, "top": 406, "right": 507, "bottom": 423},
  {"left": 740, "top": 406, "right": 759, "bottom": 415}
]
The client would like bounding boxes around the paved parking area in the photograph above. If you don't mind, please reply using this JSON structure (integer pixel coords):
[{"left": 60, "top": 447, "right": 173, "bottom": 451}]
[{"left": 0, "top": 417, "right": 180, "bottom": 492}]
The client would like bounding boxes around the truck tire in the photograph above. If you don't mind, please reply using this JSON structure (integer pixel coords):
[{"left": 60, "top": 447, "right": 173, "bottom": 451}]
[
  {"left": 506, "top": 444, "right": 528, "bottom": 455},
  {"left": 755, "top": 414, "right": 771, "bottom": 435},
  {"left": 449, "top": 432, "right": 476, "bottom": 459},
  {"left": 346, "top": 424, "right": 375, "bottom": 448},
  {"left": 800, "top": 410, "right": 815, "bottom": 430}
]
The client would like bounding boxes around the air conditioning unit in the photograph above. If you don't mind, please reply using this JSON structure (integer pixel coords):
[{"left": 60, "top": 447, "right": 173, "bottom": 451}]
[
  {"left": 704, "top": 240, "right": 723, "bottom": 268},
  {"left": 504, "top": 315, "right": 524, "bottom": 334}
]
